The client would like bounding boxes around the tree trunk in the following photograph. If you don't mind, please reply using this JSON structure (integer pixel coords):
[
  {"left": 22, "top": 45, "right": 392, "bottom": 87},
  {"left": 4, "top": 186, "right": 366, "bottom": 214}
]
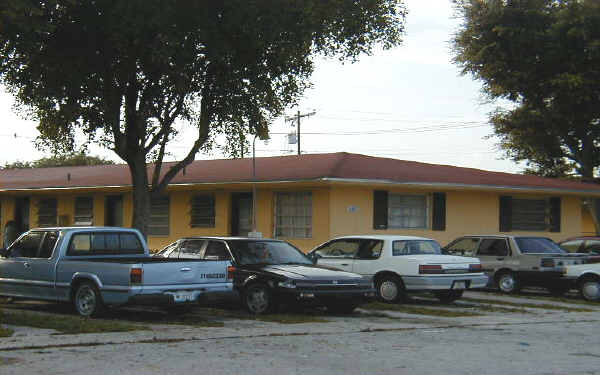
[{"left": 127, "top": 156, "right": 151, "bottom": 239}]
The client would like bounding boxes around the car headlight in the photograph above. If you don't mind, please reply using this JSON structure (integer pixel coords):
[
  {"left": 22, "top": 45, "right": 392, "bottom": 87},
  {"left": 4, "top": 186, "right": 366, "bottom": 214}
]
[{"left": 278, "top": 279, "right": 297, "bottom": 289}]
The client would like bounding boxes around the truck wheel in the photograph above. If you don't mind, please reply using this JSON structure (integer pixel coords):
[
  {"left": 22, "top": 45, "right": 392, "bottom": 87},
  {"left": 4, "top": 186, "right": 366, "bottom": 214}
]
[
  {"left": 579, "top": 278, "right": 600, "bottom": 302},
  {"left": 243, "top": 283, "right": 273, "bottom": 314},
  {"left": 434, "top": 290, "right": 464, "bottom": 303},
  {"left": 376, "top": 276, "right": 405, "bottom": 303},
  {"left": 497, "top": 272, "right": 520, "bottom": 294},
  {"left": 73, "top": 282, "right": 105, "bottom": 317}
]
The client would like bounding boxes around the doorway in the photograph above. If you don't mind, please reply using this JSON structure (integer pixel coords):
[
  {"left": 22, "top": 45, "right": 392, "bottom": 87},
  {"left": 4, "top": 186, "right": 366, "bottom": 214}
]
[
  {"left": 231, "top": 192, "right": 253, "bottom": 236},
  {"left": 14, "top": 197, "right": 30, "bottom": 235},
  {"left": 105, "top": 195, "right": 123, "bottom": 227}
]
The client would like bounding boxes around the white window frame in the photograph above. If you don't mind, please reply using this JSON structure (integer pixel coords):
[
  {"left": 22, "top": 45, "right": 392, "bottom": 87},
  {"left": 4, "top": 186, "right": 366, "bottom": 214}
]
[
  {"left": 387, "top": 193, "right": 429, "bottom": 229},
  {"left": 274, "top": 192, "right": 312, "bottom": 239}
]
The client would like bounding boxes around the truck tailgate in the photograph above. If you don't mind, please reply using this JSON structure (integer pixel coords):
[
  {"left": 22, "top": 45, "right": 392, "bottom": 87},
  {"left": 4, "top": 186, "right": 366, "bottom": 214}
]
[{"left": 140, "top": 259, "right": 230, "bottom": 288}]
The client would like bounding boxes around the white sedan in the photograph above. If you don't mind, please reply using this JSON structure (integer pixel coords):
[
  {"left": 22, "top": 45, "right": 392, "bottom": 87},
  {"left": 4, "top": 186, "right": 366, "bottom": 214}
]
[{"left": 309, "top": 235, "right": 488, "bottom": 303}]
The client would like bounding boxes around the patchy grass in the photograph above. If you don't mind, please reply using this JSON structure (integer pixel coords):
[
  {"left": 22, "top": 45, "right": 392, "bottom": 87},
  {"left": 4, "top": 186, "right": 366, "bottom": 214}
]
[
  {"left": 462, "top": 297, "right": 595, "bottom": 313},
  {"left": 361, "top": 302, "right": 481, "bottom": 317},
  {"left": 457, "top": 302, "right": 530, "bottom": 314},
  {"left": 483, "top": 290, "right": 600, "bottom": 306},
  {"left": 190, "top": 307, "right": 329, "bottom": 324},
  {"left": 1, "top": 310, "right": 147, "bottom": 335}
]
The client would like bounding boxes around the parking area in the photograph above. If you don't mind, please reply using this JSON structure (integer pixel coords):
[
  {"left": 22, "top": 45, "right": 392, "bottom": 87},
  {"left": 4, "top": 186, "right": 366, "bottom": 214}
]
[{"left": 1, "top": 289, "right": 600, "bottom": 375}]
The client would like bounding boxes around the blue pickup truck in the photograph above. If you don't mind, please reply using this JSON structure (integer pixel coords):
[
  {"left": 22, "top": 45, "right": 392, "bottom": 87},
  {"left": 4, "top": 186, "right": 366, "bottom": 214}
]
[{"left": 0, "top": 227, "right": 233, "bottom": 317}]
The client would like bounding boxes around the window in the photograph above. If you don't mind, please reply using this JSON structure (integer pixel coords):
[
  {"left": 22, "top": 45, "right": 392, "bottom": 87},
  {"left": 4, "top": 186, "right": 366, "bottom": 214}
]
[
  {"left": 275, "top": 192, "right": 312, "bottom": 238},
  {"left": 38, "top": 231, "right": 59, "bottom": 258},
  {"left": 515, "top": 237, "right": 566, "bottom": 254},
  {"left": 204, "top": 241, "right": 230, "bottom": 260},
  {"left": 38, "top": 198, "right": 57, "bottom": 227},
  {"left": 444, "top": 237, "right": 480, "bottom": 256},
  {"left": 314, "top": 239, "right": 361, "bottom": 258},
  {"left": 500, "top": 196, "right": 561, "bottom": 232},
  {"left": 180, "top": 239, "right": 206, "bottom": 258},
  {"left": 74, "top": 197, "right": 94, "bottom": 226},
  {"left": 583, "top": 239, "right": 600, "bottom": 254},
  {"left": 190, "top": 194, "right": 215, "bottom": 227},
  {"left": 156, "top": 242, "right": 178, "bottom": 258},
  {"left": 388, "top": 194, "right": 428, "bottom": 229},
  {"left": 560, "top": 239, "right": 583, "bottom": 253},
  {"left": 392, "top": 240, "right": 441, "bottom": 256},
  {"left": 355, "top": 240, "right": 384, "bottom": 260},
  {"left": 67, "top": 232, "right": 144, "bottom": 256},
  {"left": 149, "top": 196, "right": 170, "bottom": 236},
  {"left": 477, "top": 239, "right": 509, "bottom": 257},
  {"left": 8, "top": 232, "right": 44, "bottom": 258}
]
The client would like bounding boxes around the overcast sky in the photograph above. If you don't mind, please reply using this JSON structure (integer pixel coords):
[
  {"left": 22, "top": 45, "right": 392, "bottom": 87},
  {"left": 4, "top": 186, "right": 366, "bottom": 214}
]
[{"left": 0, "top": 0, "right": 523, "bottom": 173}]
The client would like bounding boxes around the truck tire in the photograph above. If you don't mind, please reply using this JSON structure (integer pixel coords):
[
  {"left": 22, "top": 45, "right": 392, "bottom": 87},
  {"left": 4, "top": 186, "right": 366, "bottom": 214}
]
[
  {"left": 376, "top": 275, "right": 405, "bottom": 303},
  {"left": 243, "top": 283, "right": 274, "bottom": 314},
  {"left": 434, "top": 290, "right": 464, "bottom": 303},
  {"left": 497, "top": 272, "right": 520, "bottom": 294},
  {"left": 579, "top": 277, "right": 600, "bottom": 302},
  {"left": 73, "top": 281, "right": 105, "bottom": 318}
]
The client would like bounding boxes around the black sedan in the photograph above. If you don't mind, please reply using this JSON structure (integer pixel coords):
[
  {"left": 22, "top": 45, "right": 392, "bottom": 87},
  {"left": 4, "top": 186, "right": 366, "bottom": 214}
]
[{"left": 155, "top": 237, "right": 375, "bottom": 314}]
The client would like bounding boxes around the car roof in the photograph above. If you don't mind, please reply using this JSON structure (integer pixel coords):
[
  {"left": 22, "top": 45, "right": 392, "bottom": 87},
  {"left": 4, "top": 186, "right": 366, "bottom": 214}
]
[
  {"left": 178, "top": 236, "right": 284, "bottom": 242},
  {"left": 330, "top": 234, "right": 435, "bottom": 241},
  {"left": 560, "top": 236, "right": 600, "bottom": 242}
]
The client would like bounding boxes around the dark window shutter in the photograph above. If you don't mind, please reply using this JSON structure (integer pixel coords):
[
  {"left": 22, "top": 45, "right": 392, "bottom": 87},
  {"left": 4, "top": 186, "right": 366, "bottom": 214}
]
[
  {"left": 499, "top": 196, "right": 512, "bottom": 232},
  {"left": 549, "top": 197, "right": 561, "bottom": 232},
  {"left": 373, "top": 190, "right": 388, "bottom": 230},
  {"left": 432, "top": 192, "right": 446, "bottom": 231}
]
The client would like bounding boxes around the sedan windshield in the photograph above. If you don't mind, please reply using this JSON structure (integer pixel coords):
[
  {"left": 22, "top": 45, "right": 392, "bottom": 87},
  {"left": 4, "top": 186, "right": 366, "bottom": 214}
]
[
  {"left": 515, "top": 237, "right": 567, "bottom": 254},
  {"left": 227, "top": 240, "right": 313, "bottom": 266}
]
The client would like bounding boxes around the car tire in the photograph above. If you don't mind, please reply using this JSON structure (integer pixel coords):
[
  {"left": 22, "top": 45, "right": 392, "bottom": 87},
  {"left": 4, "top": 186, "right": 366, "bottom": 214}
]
[
  {"left": 434, "top": 290, "right": 464, "bottom": 303},
  {"left": 376, "top": 275, "right": 405, "bottom": 303},
  {"left": 326, "top": 303, "right": 359, "bottom": 314},
  {"left": 579, "top": 277, "right": 600, "bottom": 302},
  {"left": 243, "top": 283, "right": 274, "bottom": 314},
  {"left": 73, "top": 281, "right": 105, "bottom": 318},
  {"left": 496, "top": 272, "right": 520, "bottom": 294}
]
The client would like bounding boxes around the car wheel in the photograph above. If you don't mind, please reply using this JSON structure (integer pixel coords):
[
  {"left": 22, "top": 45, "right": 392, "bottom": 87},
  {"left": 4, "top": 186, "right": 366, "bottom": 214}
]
[
  {"left": 434, "top": 290, "right": 464, "bottom": 303},
  {"left": 243, "top": 283, "right": 273, "bottom": 314},
  {"left": 73, "top": 282, "right": 104, "bottom": 317},
  {"left": 497, "top": 272, "right": 520, "bottom": 294},
  {"left": 579, "top": 278, "right": 600, "bottom": 302},
  {"left": 326, "top": 303, "right": 359, "bottom": 315},
  {"left": 376, "top": 276, "right": 405, "bottom": 303}
]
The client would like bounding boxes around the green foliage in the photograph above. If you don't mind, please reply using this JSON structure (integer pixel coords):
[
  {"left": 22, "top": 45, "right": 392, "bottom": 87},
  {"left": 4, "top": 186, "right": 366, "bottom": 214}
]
[
  {"left": 0, "top": 0, "right": 406, "bottom": 235},
  {"left": 3, "top": 152, "right": 114, "bottom": 169},
  {"left": 453, "top": 0, "right": 600, "bottom": 179}
]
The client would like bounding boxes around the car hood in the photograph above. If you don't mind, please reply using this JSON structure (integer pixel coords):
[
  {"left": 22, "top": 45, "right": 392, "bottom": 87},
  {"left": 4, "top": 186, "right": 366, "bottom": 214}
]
[
  {"left": 243, "top": 264, "right": 363, "bottom": 280},
  {"left": 403, "top": 254, "right": 480, "bottom": 264}
]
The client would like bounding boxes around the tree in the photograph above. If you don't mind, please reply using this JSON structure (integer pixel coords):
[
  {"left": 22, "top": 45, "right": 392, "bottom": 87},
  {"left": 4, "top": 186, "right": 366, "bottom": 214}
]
[
  {"left": 452, "top": 0, "right": 600, "bottom": 180},
  {"left": 0, "top": 1, "right": 406, "bottom": 236},
  {"left": 3, "top": 152, "right": 114, "bottom": 169}
]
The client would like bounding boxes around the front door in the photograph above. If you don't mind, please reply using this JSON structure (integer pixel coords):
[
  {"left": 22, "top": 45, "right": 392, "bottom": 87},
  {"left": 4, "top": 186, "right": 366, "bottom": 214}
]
[
  {"left": 105, "top": 195, "right": 123, "bottom": 227},
  {"left": 231, "top": 193, "right": 253, "bottom": 236},
  {"left": 476, "top": 238, "right": 511, "bottom": 274},
  {"left": 14, "top": 197, "right": 30, "bottom": 235}
]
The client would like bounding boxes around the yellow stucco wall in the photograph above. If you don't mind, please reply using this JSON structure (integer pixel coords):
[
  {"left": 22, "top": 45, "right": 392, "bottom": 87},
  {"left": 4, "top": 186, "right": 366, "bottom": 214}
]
[
  {"left": 581, "top": 206, "right": 597, "bottom": 236},
  {"left": 0, "top": 183, "right": 589, "bottom": 252},
  {"left": 326, "top": 186, "right": 583, "bottom": 248}
]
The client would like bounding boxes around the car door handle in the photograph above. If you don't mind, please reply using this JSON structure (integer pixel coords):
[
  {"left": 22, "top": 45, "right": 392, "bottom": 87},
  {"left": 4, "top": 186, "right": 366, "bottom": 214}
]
[
  {"left": 23, "top": 262, "right": 31, "bottom": 269},
  {"left": 180, "top": 267, "right": 192, "bottom": 272},
  {"left": 496, "top": 258, "right": 504, "bottom": 261},
  {"left": 340, "top": 263, "right": 350, "bottom": 266}
]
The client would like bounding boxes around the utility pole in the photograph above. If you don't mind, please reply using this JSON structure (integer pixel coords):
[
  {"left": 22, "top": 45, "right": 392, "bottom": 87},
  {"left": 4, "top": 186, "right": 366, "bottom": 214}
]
[{"left": 286, "top": 110, "right": 316, "bottom": 155}]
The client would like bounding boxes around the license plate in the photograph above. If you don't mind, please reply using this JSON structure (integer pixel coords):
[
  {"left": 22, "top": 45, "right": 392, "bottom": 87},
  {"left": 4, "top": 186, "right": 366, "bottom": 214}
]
[
  {"left": 173, "top": 292, "right": 195, "bottom": 303},
  {"left": 453, "top": 281, "right": 466, "bottom": 290}
]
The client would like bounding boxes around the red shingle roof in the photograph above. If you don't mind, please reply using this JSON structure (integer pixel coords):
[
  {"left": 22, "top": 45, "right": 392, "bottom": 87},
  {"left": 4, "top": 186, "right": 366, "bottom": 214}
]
[{"left": 1, "top": 152, "right": 599, "bottom": 194}]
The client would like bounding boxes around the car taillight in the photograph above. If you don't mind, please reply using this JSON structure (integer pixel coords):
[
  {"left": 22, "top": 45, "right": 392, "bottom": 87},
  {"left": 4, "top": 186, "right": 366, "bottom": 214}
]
[
  {"left": 419, "top": 264, "right": 443, "bottom": 274},
  {"left": 130, "top": 267, "right": 143, "bottom": 284},
  {"left": 227, "top": 265, "right": 236, "bottom": 280},
  {"left": 469, "top": 263, "right": 482, "bottom": 272},
  {"left": 541, "top": 258, "right": 555, "bottom": 268}
]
